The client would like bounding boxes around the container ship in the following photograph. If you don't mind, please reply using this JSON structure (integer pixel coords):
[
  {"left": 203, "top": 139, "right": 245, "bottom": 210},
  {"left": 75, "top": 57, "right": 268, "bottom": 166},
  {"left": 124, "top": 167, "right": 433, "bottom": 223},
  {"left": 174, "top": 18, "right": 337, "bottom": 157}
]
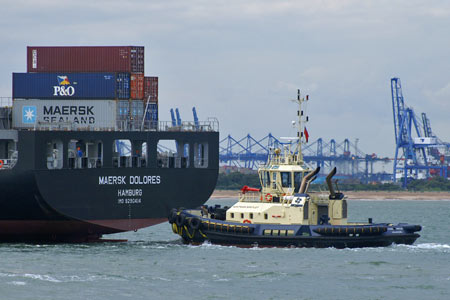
[{"left": 0, "top": 46, "right": 219, "bottom": 242}]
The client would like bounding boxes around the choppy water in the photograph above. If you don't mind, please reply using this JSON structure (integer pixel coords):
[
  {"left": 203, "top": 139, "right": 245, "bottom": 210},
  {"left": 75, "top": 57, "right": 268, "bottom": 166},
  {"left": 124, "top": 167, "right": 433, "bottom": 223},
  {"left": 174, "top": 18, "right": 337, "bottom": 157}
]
[{"left": 1, "top": 199, "right": 449, "bottom": 300}]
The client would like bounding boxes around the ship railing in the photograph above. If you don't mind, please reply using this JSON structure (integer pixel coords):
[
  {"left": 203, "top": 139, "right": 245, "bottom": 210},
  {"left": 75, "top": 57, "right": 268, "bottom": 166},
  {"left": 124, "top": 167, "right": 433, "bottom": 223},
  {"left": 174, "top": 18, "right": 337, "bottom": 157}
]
[
  {"left": 156, "top": 120, "right": 219, "bottom": 132},
  {"left": 238, "top": 191, "right": 262, "bottom": 202},
  {"left": 0, "top": 158, "right": 18, "bottom": 170},
  {"left": 193, "top": 157, "right": 208, "bottom": 168},
  {"left": 157, "top": 155, "right": 189, "bottom": 168},
  {"left": 46, "top": 158, "right": 63, "bottom": 169},
  {"left": 18, "top": 119, "right": 219, "bottom": 132},
  {"left": 112, "top": 156, "right": 147, "bottom": 168}
]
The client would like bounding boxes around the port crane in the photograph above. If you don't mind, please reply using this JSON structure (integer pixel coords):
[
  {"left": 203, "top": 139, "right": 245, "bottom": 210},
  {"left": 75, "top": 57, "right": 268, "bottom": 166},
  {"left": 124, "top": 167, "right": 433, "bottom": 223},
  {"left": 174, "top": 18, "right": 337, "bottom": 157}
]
[{"left": 391, "top": 77, "right": 449, "bottom": 187}]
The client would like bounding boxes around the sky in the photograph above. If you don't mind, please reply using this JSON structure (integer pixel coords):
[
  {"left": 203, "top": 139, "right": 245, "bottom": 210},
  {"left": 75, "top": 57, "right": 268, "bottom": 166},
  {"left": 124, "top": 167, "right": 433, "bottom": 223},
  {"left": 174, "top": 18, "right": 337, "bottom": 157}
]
[{"left": 1, "top": 0, "right": 450, "bottom": 158}]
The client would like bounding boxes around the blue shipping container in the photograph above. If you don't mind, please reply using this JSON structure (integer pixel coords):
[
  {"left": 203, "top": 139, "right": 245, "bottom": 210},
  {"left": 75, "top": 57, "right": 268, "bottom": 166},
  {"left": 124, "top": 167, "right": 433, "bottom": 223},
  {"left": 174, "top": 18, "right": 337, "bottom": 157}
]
[
  {"left": 145, "top": 103, "right": 158, "bottom": 121},
  {"left": 13, "top": 73, "right": 130, "bottom": 99}
]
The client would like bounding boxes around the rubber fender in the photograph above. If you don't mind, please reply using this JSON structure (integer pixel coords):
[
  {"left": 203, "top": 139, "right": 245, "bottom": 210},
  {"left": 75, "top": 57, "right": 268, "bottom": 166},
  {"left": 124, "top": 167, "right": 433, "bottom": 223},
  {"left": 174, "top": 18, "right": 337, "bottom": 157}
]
[
  {"left": 176, "top": 213, "right": 186, "bottom": 227},
  {"left": 189, "top": 217, "right": 202, "bottom": 230},
  {"left": 168, "top": 209, "right": 178, "bottom": 223},
  {"left": 402, "top": 225, "right": 422, "bottom": 233}
]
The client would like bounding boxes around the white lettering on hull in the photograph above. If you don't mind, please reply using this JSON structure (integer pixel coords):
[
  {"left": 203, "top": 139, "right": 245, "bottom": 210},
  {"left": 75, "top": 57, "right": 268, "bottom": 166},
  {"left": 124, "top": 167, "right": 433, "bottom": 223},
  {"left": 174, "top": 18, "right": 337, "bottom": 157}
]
[{"left": 98, "top": 175, "right": 161, "bottom": 185}]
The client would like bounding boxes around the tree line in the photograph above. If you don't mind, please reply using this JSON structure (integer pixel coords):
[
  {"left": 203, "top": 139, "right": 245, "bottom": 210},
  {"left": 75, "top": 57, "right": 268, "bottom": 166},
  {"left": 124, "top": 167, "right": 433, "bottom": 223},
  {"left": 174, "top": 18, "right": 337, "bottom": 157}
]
[{"left": 216, "top": 172, "right": 450, "bottom": 191}]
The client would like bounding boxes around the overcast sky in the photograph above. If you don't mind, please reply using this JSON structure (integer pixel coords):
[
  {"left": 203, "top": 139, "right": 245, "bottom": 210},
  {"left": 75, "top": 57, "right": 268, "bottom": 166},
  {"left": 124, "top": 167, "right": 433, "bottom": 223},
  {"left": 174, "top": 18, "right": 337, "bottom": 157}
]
[{"left": 1, "top": 0, "right": 449, "bottom": 158}]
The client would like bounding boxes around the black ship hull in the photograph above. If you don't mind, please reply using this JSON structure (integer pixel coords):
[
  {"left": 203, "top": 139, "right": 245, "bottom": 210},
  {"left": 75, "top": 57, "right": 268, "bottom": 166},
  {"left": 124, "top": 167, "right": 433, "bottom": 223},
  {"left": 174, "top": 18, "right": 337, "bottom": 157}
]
[
  {"left": 169, "top": 209, "right": 421, "bottom": 249},
  {"left": 0, "top": 130, "right": 219, "bottom": 242}
]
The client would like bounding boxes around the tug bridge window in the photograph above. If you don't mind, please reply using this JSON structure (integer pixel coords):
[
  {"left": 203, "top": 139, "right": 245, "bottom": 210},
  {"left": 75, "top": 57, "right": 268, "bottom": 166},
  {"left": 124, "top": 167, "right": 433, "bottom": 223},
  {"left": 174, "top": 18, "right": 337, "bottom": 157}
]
[
  {"left": 281, "top": 172, "right": 291, "bottom": 188},
  {"left": 294, "top": 172, "right": 302, "bottom": 192},
  {"left": 260, "top": 171, "right": 271, "bottom": 187}
]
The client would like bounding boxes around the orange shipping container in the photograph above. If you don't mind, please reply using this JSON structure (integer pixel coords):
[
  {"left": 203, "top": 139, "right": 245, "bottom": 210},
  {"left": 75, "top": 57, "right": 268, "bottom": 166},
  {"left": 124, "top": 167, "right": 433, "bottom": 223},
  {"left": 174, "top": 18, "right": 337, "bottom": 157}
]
[{"left": 130, "top": 74, "right": 144, "bottom": 99}]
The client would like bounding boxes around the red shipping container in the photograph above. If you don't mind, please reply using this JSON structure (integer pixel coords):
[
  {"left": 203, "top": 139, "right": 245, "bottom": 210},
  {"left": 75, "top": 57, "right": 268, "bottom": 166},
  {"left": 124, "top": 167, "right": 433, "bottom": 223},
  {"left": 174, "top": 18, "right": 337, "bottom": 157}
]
[
  {"left": 27, "top": 46, "right": 144, "bottom": 73},
  {"left": 144, "top": 76, "right": 158, "bottom": 103},
  {"left": 130, "top": 74, "right": 145, "bottom": 100}
]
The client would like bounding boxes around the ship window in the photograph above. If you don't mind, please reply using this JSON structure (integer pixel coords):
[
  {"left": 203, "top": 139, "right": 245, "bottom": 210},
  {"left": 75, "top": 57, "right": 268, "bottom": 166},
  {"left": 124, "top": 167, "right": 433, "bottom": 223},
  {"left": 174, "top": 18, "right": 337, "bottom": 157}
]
[
  {"left": 230, "top": 213, "right": 234, "bottom": 218},
  {"left": 281, "top": 172, "right": 291, "bottom": 188},
  {"left": 250, "top": 213, "right": 253, "bottom": 219},
  {"left": 157, "top": 140, "right": 189, "bottom": 168},
  {"left": 194, "top": 142, "right": 208, "bottom": 168},
  {"left": 240, "top": 213, "right": 244, "bottom": 219},
  {"left": 130, "top": 141, "right": 147, "bottom": 168},
  {"left": 113, "top": 140, "right": 131, "bottom": 168},
  {"left": 264, "top": 213, "right": 268, "bottom": 220},
  {"left": 0, "top": 139, "right": 18, "bottom": 170},
  {"left": 68, "top": 140, "right": 103, "bottom": 169},
  {"left": 46, "top": 140, "right": 63, "bottom": 170}
]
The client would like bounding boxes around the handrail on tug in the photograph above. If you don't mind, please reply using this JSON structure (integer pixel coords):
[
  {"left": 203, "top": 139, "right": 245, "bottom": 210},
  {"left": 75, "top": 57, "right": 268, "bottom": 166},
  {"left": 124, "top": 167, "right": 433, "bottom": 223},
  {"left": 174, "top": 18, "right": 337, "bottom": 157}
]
[{"left": 299, "top": 167, "right": 320, "bottom": 194}]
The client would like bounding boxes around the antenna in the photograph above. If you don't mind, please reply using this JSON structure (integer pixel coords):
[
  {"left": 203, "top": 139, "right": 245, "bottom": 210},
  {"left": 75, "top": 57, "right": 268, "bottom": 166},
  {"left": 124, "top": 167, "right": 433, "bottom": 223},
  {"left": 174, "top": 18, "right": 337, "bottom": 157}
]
[{"left": 292, "top": 89, "right": 308, "bottom": 164}]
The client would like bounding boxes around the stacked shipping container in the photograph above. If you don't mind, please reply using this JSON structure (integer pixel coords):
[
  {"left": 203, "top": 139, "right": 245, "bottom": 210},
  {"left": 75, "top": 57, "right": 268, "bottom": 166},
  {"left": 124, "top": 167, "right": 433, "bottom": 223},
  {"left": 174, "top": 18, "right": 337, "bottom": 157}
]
[{"left": 12, "top": 46, "right": 158, "bottom": 129}]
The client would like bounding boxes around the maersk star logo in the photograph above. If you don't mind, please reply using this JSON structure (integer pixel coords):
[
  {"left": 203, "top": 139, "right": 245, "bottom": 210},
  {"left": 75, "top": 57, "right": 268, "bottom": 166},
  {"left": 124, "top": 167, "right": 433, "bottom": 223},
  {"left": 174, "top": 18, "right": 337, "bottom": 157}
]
[{"left": 22, "top": 106, "right": 37, "bottom": 124}]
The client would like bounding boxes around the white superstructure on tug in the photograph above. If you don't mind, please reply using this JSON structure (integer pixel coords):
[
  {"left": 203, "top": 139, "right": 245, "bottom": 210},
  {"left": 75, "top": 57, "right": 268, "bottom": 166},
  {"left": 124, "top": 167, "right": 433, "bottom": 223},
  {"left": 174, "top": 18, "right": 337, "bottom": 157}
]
[{"left": 227, "top": 90, "right": 347, "bottom": 226}]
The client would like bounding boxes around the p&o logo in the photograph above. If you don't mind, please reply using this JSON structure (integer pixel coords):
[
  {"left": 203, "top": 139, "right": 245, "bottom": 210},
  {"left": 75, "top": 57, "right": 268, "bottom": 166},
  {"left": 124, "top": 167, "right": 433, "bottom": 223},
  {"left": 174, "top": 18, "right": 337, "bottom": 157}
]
[
  {"left": 22, "top": 106, "right": 37, "bottom": 124},
  {"left": 53, "top": 75, "right": 75, "bottom": 96}
]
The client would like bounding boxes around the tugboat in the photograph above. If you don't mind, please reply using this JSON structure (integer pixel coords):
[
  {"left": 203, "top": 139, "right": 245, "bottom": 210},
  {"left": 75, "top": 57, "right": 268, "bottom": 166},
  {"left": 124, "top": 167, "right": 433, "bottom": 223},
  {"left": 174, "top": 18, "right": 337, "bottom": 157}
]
[{"left": 169, "top": 90, "right": 421, "bottom": 248}]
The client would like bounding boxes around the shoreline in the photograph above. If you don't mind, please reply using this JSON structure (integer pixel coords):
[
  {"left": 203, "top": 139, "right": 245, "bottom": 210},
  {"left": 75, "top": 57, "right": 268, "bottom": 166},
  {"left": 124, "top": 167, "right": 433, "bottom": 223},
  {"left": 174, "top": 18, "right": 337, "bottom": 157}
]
[{"left": 211, "top": 190, "right": 450, "bottom": 201}]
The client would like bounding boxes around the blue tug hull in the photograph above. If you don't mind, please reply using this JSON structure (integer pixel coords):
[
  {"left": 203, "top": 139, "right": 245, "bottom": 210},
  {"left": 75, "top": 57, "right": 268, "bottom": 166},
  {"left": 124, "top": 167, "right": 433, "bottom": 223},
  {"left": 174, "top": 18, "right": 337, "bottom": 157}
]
[{"left": 169, "top": 209, "right": 421, "bottom": 249}]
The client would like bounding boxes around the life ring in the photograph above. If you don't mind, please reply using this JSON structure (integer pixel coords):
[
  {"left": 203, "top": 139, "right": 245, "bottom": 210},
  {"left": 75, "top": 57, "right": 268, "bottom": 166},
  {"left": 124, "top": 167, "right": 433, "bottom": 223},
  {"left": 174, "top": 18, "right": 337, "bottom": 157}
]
[
  {"left": 265, "top": 193, "right": 273, "bottom": 202},
  {"left": 0, "top": 160, "right": 3, "bottom": 169},
  {"left": 243, "top": 219, "right": 252, "bottom": 224}
]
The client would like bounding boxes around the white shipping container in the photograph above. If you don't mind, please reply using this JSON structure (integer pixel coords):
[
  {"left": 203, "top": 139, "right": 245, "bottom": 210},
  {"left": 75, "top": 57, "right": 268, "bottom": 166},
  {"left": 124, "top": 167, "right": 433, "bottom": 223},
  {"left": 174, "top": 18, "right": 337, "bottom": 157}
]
[
  {"left": 414, "top": 137, "right": 437, "bottom": 145},
  {"left": 12, "top": 99, "right": 117, "bottom": 130}
]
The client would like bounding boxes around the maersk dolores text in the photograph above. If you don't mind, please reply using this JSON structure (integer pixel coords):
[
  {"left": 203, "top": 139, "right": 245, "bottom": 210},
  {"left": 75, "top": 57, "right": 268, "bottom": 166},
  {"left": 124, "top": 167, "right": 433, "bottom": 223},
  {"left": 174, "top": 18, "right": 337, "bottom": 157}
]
[{"left": 98, "top": 175, "right": 161, "bottom": 185}]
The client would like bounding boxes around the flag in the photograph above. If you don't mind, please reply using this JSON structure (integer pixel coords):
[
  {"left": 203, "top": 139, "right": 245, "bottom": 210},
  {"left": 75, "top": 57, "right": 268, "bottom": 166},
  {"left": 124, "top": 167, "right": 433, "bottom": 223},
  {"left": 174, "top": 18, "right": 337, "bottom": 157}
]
[{"left": 304, "top": 127, "right": 309, "bottom": 143}]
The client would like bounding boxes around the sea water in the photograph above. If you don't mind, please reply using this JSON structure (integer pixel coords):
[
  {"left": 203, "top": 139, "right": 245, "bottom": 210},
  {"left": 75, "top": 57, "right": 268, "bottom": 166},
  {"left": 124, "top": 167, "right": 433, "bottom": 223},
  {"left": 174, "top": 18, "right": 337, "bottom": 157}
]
[{"left": 0, "top": 200, "right": 449, "bottom": 300}]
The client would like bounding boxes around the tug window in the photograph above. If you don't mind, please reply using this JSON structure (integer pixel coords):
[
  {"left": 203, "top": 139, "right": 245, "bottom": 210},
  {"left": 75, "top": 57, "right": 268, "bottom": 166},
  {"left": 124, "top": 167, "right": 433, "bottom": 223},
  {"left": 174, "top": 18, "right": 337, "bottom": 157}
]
[
  {"left": 250, "top": 213, "right": 253, "bottom": 219},
  {"left": 264, "top": 213, "right": 268, "bottom": 220},
  {"left": 272, "top": 172, "right": 277, "bottom": 189},
  {"left": 281, "top": 172, "right": 291, "bottom": 188},
  {"left": 261, "top": 171, "right": 271, "bottom": 187},
  {"left": 231, "top": 213, "right": 234, "bottom": 218},
  {"left": 294, "top": 172, "right": 302, "bottom": 192},
  {"left": 241, "top": 213, "right": 244, "bottom": 219}
]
